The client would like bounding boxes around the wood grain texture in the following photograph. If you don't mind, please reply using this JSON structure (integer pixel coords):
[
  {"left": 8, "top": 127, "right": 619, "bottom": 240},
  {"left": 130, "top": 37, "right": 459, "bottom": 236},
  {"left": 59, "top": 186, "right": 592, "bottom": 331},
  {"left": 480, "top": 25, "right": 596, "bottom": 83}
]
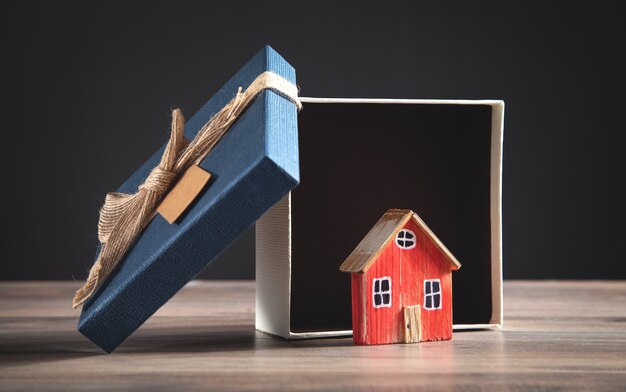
[
  {"left": 351, "top": 218, "right": 453, "bottom": 345},
  {"left": 400, "top": 218, "right": 453, "bottom": 342},
  {"left": 1, "top": 280, "right": 625, "bottom": 391},
  {"left": 340, "top": 209, "right": 460, "bottom": 274},
  {"left": 403, "top": 305, "right": 421, "bottom": 343},
  {"left": 339, "top": 209, "right": 411, "bottom": 273}
]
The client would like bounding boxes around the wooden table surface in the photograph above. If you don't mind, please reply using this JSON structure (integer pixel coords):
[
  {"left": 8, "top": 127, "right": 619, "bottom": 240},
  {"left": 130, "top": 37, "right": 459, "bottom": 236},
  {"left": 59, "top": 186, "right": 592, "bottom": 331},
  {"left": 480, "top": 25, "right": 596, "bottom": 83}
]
[{"left": 1, "top": 281, "right": 625, "bottom": 391}]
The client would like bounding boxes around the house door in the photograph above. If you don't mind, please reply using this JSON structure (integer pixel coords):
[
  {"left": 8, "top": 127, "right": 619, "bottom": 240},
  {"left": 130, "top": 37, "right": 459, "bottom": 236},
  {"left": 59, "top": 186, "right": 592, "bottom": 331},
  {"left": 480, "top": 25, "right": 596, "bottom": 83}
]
[{"left": 403, "top": 305, "right": 422, "bottom": 343}]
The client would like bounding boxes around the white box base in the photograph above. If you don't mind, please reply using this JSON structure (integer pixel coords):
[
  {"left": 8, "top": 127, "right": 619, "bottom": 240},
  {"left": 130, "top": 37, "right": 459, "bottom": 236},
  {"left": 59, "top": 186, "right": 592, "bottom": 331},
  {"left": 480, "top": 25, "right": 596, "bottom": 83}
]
[{"left": 256, "top": 98, "right": 504, "bottom": 339}]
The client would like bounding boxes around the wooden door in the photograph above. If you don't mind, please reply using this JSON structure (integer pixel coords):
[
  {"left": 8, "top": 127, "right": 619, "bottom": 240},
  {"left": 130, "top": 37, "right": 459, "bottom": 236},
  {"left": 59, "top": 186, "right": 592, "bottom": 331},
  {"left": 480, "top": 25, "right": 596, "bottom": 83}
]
[{"left": 403, "top": 305, "right": 421, "bottom": 343}]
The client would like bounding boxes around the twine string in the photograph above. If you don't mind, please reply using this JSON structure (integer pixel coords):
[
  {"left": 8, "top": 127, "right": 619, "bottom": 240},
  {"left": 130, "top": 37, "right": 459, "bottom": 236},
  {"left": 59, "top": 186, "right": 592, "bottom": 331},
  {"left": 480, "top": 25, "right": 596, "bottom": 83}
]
[{"left": 73, "top": 72, "right": 301, "bottom": 308}]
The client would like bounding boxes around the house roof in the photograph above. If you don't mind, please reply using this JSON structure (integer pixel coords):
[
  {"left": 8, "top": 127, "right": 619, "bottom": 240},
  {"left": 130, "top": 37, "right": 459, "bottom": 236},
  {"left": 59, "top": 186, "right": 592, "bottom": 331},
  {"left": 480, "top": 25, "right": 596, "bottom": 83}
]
[{"left": 339, "top": 209, "right": 462, "bottom": 273}]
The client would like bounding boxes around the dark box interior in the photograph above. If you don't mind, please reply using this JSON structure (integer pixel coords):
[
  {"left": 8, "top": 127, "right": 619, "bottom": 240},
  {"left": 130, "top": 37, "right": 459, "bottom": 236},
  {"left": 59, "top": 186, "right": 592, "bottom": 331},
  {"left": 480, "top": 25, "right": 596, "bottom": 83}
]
[{"left": 290, "top": 102, "right": 494, "bottom": 332}]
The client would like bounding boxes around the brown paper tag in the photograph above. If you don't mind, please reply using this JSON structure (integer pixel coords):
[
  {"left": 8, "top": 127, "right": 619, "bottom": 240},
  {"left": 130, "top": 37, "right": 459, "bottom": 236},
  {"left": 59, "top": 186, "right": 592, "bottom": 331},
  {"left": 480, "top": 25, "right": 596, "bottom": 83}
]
[{"left": 157, "top": 165, "right": 212, "bottom": 224}]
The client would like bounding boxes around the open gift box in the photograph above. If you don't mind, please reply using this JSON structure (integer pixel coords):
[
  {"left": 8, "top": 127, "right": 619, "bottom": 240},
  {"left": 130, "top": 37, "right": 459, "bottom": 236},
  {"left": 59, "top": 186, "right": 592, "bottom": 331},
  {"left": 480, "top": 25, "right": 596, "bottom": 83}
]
[
  {"left": 256, "top": 97, "right": 504, "bottom": 338},
  {"left": 76, "top": 45, "right": 504, "bottom": 352}
]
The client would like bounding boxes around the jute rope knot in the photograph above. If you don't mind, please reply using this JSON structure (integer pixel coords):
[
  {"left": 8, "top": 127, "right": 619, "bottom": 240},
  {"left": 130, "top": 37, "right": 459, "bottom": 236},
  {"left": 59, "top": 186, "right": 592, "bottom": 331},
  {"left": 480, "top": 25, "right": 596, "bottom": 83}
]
[
  {"left": 73, "top": 72, "right": 301, "bottom": 308},
  {"left": 139, "top": 167, "right": 177, "bottom": 193}
]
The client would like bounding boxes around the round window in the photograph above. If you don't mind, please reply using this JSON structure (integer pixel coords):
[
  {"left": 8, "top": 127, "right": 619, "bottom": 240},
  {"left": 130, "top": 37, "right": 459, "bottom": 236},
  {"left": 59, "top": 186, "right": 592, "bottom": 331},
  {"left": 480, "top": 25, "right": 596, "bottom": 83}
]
[{"left": 395, "top": 229, "right": 416, "bottom": 249}]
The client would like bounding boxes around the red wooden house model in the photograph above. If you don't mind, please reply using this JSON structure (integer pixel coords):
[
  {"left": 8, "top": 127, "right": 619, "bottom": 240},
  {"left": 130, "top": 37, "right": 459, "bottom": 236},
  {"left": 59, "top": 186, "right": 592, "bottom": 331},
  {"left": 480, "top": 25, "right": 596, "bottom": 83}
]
[{"left": 339, "top": 209, "right": 461, "bottom": 345}]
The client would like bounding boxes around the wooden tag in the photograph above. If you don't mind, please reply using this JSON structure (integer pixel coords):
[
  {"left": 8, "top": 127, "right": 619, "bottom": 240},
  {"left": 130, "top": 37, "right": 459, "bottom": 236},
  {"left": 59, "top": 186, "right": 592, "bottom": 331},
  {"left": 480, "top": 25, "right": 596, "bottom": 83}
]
[{"left": 157, "top": 165, "right": 212, "bottom": 224}]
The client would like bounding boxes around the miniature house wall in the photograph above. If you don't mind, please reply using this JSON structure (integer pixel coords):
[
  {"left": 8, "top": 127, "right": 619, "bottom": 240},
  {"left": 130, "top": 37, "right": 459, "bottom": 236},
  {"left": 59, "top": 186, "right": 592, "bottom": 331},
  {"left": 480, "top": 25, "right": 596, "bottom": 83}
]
[
  {"left": 339, "top": 209, "right": 461, "bottom": 345},
  {"left": 256, "top": 98, "right": 504, "bottom": 339}
]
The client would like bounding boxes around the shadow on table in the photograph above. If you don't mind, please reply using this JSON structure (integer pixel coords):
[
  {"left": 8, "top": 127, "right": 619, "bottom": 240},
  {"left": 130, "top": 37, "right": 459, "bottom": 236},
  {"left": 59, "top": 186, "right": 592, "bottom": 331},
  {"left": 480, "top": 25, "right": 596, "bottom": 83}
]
[
  {"left": 116, "top": 324, "right": 354, "bottom": 354},
  {"left": 0, "top": 319, "right": 101, "bottom": 368},
  {"left": 0, "top": 322, "right": 354, "bottom": 367}
]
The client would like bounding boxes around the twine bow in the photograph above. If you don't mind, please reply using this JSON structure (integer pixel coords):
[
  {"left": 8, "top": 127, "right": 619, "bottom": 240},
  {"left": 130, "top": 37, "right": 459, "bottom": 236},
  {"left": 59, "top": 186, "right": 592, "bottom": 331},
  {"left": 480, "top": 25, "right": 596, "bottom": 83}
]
[{"left": 73, "top": 72, "right": 301, "bottom": 308}]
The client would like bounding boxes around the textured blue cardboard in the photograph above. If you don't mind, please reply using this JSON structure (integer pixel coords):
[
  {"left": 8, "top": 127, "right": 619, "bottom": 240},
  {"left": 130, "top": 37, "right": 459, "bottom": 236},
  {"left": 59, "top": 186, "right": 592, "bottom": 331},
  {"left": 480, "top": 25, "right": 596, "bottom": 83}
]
[{"left": 78, "top": 46, "right": 299, "bottom": 353}]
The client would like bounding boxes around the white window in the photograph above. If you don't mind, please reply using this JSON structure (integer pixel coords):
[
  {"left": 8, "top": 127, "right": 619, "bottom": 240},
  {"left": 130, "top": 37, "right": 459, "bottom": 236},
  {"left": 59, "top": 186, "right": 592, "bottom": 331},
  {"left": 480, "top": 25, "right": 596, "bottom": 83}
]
[
  {"left": 372, "top": 277, "right": 392, "bottom": 308},
  {"left": 423, "top": 279, "right": 442, "bottom": 310},
  {"left": 395, "top": 229, "right": 416, "bottom": 249}
]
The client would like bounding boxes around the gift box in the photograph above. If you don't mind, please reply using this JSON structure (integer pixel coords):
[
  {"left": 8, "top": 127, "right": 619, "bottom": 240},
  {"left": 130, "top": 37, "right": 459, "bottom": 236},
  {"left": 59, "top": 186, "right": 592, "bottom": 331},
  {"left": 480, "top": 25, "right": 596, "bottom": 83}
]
[
  {"left": 77, "top": 46, "right": 300, "bottom": 352},
  {"left": 256, "top": 98, "right": 504, "bottom": 338},
  {"left": 78, "top": 45, "right": 504, "bottom": 351}
]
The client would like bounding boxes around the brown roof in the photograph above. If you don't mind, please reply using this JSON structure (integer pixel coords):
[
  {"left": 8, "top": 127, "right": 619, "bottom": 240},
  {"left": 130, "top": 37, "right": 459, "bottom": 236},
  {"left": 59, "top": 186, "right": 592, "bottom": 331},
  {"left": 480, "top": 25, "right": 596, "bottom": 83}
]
[{"left": 339, "top": 209, "right": 462, "bottom": 273}]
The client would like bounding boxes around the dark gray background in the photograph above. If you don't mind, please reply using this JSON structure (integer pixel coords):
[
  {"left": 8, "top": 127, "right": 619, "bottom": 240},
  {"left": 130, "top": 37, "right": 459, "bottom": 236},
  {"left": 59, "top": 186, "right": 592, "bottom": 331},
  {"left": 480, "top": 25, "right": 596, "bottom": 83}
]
[{"left": 1, "top": 1, "right": 624, "bottom": 280}]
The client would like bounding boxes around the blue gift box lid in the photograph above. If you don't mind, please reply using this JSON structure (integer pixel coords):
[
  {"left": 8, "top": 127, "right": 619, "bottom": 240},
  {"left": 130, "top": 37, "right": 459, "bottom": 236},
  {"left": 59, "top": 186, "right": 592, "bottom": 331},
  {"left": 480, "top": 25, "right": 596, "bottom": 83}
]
[{"left": 78, "top": 46, "right": 299, "bottom": 353}]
